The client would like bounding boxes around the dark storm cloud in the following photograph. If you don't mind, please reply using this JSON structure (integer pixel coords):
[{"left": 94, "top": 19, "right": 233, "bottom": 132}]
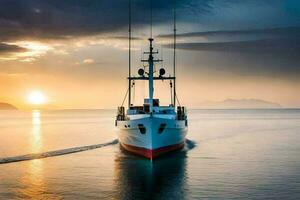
[
  {"left": 0, "top": 0, "right": 212, "bottom": 41},
  {"left": 163, "top": 26, "right": 300, "bottom": 57},
  {"left": 0, "top": 0, "right": 299, "bottom": 41},
  {"left": 0, "top": 0, "right": 299, "bottom": 78},
  {"left": 162, "top": 25, "right": 300, "bottom": 78},
  {"left": 165, "top": 38, "right": 300, "bottom": 77},
  {"left": 109, "top": 36, "right": 142, "bottom": 41},
  {"left": 195, "top": 0, "right": 300, "bottom": 30},
  {"left": 159, "top": 27, "right": 300, "bottom": 40},
  {"left": 0, "top": 43, "right": 26, "bottom": 54},
  {"left": 168, "top": 38, "right": 300, "bottom": 54}
]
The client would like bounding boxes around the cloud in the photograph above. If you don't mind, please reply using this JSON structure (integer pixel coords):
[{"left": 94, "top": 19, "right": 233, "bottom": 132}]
[
  {"left": 0, "top": 43, "right": 26, "bottom": 54},
  {"left": 83, "top": 58, "right": 94, "bottom": 64},
  {"left": 0, "top": 0, "right": 214, "bottom": 42},
  {"left": 166, "top": 38, "right": 300, "bottom": 54},
  {"left": 162, "top": 27, "right": 300, "bottom": 58},
  {"left": 161, "top": 26, "right": 300, "bottom": 78},
  {"left": 1, "top": 0, "right": 299, "bottom": 78},
  {"left": 170, "top": 40, "right": 300, "bottom": 78},
  {"left": 0, "top": 41, "right": 52, "bottom": 62},
  {"left": 0, "top": 0, "right": 299, "bottom": 43},
  {"left": 0, "top": 42, "right": 29, "bottom": 61},
  {"left": 159, "top": 27, "right": 300, "bottom": 41}
]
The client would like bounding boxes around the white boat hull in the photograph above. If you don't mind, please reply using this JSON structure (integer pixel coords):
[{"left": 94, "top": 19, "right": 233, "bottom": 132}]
[{"left": 116, "top": 115, "right": 187, "bottom": 159}]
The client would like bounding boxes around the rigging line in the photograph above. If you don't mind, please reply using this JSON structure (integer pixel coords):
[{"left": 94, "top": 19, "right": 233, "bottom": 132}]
[
  {"left": 175, "top": 91, "right": 181, "bottom": 107},
  {"left": 170, "top": 80, "right": 173, "bottom": 105},
  {"left": 140, "top": 47, "right": 143, "bottom": 65},
  {"left": 173, "top": 0, "right": 177, "bottom": 107},
  {"left": 143, "top": 79, "right": 145, "bottom": 101},
  {"left": 128, "top": 0, "right": 132, "bottom": 108},
  {"left": 129, "top": 0, "right": 132, "bottom": 77},
  {"left": 132, "top": 81, "right": 136, "bottom": 105},
  {"left": 142, "top": 47, "right": 147, "bottom": 68},
  {"left": 121, "top": 86, "right": 130, "bottom": 107},
  {"left": 161, "top": 44, "right": 164, "bottom": 67}
]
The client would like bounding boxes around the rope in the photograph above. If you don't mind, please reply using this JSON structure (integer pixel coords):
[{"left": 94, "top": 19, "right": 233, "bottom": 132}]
[
  {"left": 173, "top": 0, "right": 177, "bottom": 107},
  {"left": 170, "top": 80, "right": 173, "bottom": 105},
  {"left": 175, "top": 91, "right": 181, "bottom": 107},
  {"left": 132, "top": 81, "right": 135, "bottom": 105},
  {"left": 161, "top": 45, "right": 164, "bottom": 67},
  {"left": 121, "top": 86, "right": 130, "bottom": 107}
]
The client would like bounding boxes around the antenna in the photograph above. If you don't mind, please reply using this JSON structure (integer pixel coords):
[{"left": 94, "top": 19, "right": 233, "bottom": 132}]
[
  {"left": 150, "top": 0, "right": 153, "bottom": 38},
  {"left": 173, "top": 0, "right": 177, "bottom": 107},
  {"left": 147, "top": 0, "right": 154, "bottom": 113},
  {"left": 161, "top": 44, "right": 164, "bottom": 67},
  {"left": 128, "top": 0, "right": 132, "bottom": 108}
]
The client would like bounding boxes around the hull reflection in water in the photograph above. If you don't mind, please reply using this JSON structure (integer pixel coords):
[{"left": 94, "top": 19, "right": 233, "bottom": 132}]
[{"left": 113, "top": 140, "right": 195, "bottom": 200}]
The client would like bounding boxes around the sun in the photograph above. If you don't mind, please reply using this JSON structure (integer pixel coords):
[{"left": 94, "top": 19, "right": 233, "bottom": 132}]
[{"left": 27, "top": 91, "right": 47, "bottom": 105}]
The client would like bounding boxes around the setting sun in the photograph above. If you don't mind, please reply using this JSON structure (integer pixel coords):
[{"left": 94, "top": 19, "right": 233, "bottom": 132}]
[{"left": 27, "top": 91, "right": 47, "bottom": 105}]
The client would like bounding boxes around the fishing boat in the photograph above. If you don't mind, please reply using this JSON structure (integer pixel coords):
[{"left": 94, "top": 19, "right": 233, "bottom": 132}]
[{"left": 115, "top": 0, "right": 188, "bottom": 159}]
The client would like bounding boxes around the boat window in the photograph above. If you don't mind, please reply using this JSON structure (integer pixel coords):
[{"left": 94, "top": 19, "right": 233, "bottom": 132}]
[
  {"left": 158, "top": 123, "right": 167, "bottom": 134},
  {"left": 138, "top": 124, "right": 146, "bottom": 134}
]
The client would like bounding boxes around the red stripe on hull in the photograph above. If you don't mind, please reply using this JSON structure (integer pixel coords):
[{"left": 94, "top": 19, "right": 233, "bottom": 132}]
[{"left": 120, "top": 142, "right": 184, "bottom": 159}]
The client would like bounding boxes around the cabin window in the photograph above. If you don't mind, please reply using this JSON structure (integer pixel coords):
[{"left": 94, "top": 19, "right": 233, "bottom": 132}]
[
  {"left": 138, "top": 124, "right": 146, "bottom": 134},
  {"left": 143, "top": 104, "right": 150, "bottom": 113},
  {"left": 158, "top": 123, "right": 167, "bottom": 134}
]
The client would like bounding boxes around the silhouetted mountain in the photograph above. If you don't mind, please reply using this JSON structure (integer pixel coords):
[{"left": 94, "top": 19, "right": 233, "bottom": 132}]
[
  {"left": 198, "top": 99, "right": 281, "bottom": 109},
  {"left": 0, "top": 102, "right": 18, "bottom": 110}
]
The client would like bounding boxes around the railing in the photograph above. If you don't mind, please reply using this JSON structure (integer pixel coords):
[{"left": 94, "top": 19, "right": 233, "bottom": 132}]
[
  {"left": 116, "top": 106, "right": 126, "bottom": 121},
  {"left": 177, "top": 106, "right": 187, "bottom": 120}
]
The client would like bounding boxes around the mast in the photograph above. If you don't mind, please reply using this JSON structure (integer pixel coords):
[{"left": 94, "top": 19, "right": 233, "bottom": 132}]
[
  {"left": 128, "top": 0, "right": 132, "bottom": 108},
  {"left": 148, "top": 0, "right": 154, "bottom": 113},
  {"left": 148, "top": 38, "right": 154, "bottom": 113},
  {"left": 128, "top": 0, "right": 175, "bottom": 112},
  {"left": 173, "top": 0, "right": 177, "bottom": 107}
]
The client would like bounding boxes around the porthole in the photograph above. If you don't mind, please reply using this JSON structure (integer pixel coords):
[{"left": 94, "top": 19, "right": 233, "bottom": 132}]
[
  {"left": 158, "top": 123, "right": 167, "bottom": 134},
  {"left": 138, "top": 124, "right": 146, "bottom": 134}
]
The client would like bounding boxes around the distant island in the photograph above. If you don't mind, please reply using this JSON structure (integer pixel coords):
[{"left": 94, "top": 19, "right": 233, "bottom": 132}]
[
  {"left": 0, "top": 102, "right": 18, "bottom": 110},
  {"left": 198, "top": 99, "right": 281, "bottom": 109}
]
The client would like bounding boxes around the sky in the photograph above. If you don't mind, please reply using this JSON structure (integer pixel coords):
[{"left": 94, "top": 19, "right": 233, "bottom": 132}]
[{"left": 0, "top": 0, "right": 299, "bottom": 109}]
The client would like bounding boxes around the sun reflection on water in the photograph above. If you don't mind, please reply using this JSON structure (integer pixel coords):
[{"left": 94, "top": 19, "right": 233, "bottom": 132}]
[
  {"left": 18, "top": 159, "right": 46, "bottom": 198},
  {"left": 31, "top": 110, "right": 42, "bottom": 153},
  {"left": 16, "top": 110, "right": 46, "bottom": 198}
]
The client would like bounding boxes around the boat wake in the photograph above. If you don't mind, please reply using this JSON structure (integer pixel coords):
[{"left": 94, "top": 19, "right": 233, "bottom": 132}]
[
  {"left": 185, "top": 139, "right": 197, "bottom": 151},
  {"left": 0, "top": 139, "right": 119, "bottom": 165}
]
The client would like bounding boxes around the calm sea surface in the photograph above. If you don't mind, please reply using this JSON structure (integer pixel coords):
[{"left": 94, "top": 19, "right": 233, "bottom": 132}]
[{"left": 0, "top": 109, "right": 300, "bottom": 199}]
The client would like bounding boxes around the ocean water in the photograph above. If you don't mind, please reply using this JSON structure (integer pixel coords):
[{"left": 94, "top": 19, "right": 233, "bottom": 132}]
[{"left": 0, "top": 109, "right": 300, "bottom": 199}]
